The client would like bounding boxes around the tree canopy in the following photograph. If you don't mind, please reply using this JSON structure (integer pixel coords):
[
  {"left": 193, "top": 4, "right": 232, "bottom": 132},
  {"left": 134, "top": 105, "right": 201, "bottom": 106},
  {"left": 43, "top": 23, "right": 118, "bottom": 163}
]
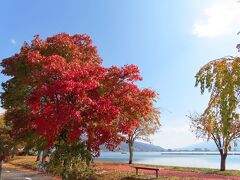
[
  {"left": 0, "top": 114, "right": 15, "bottom": 161},
  {"left": 1, "top": 33, "right": 158, "bottom": 157},
  {"left": 127, "top": 107, "right": 160, "bottom": 164},
  {"left": 191, "top": 56, "right": 240, "bottom": 171}
]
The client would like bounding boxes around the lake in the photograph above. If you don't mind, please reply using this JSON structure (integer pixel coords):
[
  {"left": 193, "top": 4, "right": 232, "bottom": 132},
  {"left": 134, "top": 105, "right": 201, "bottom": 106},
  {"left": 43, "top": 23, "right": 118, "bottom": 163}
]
[{"left": 97, "top": 152, "right": 240, "bottom": 170}]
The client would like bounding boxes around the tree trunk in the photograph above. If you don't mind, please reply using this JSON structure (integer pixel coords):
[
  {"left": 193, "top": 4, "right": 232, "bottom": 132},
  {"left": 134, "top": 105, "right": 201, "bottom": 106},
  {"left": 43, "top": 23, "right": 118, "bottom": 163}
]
[
  {"left": 128, "top": 142, "right": 133, "bottom": 164},
  {"left": 0, "top": 160, "right": 3, "bottom": 180},
  {"left": 41, "top": 149, "right": 49, "bottom": 164},
  {"left": 86, "top": 143, "right": 91, "bottom": 167},
  {"left": 22, "top": 147, "right": 29, "bottom": 156},
  {"left": 220, "top": 153, "right": 227, "bottom": 171},
  {"left": 62, "top": 159, "right": 68, "bottom": 180},
  {"left": 36, "top": 151, "right": 41, "bottom": 162}
]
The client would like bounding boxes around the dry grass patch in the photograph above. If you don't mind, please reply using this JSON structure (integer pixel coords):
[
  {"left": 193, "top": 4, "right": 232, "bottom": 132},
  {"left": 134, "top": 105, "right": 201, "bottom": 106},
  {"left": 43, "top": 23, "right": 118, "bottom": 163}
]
[{"left": 7, "top": 156, "right": 37, "bottom": 170}]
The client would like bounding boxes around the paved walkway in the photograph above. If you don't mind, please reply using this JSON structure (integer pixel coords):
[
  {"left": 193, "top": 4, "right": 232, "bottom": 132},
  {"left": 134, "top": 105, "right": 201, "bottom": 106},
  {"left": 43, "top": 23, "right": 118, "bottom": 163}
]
[{"left": 2, "top": 164, "right": 55, "bottom": 180}]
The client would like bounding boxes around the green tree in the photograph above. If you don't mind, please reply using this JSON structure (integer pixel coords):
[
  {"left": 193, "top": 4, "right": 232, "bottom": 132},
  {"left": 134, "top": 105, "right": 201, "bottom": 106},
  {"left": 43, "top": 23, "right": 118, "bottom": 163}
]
[
  {"left": 46, "top": 130, "right": 94, "bottom": 180},
  {"left": 0, "top": 115, "right": 15, "bottom": 180},
  {"left": 191, "top": 56, "right": 240, "bottom": 171}
]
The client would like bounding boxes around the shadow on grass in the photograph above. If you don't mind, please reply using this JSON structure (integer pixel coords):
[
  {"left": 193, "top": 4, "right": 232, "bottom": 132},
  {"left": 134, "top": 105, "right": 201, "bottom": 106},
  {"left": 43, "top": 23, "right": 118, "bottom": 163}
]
[
  {"left": 121, "top": 178, "right": 154, "bottom": 180},
  {"left": 121, "top": 175, "right": 158, "bottom": 180}
]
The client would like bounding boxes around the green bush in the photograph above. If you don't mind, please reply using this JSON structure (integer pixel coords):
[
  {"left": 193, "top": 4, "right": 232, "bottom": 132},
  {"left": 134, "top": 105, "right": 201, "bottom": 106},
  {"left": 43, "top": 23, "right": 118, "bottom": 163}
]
[
  {"left": 47, "top": 160, "right": 97, "bottom": 180},
  {"left": 46, "top": 135, "right": 96, "bottom": 180}
]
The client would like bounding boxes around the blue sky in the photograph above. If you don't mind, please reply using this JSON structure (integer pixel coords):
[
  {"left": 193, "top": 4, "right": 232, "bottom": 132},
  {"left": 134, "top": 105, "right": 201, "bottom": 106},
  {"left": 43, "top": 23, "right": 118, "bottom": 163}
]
[{"left": 1, "top": 0, "right": 240, "bottom": 148}]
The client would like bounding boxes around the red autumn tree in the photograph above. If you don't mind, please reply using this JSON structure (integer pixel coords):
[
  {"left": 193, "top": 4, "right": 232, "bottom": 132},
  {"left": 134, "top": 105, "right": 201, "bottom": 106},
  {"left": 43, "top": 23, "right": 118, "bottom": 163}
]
[{"left": 1, "top": 33, "right": 157, "bottom": 157}]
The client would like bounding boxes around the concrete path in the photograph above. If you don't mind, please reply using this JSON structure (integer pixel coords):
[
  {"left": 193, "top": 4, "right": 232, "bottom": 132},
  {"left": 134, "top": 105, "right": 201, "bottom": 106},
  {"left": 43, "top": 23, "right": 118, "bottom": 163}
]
[{"left": 2, "top": 164, "right": 55, "bottom": 180}]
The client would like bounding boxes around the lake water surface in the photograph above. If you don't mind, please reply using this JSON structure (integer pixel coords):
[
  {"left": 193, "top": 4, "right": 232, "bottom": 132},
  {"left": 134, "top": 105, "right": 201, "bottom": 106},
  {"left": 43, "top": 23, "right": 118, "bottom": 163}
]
[{"left": 97, "top": 152, "right": 240, "bottom": 170}]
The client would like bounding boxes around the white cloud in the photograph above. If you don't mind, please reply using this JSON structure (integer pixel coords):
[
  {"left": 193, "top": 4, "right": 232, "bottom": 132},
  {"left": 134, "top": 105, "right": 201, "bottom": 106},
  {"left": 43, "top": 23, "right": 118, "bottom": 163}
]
[
  {"left": 193, "top": 0, "right": 240, "bottom": 38},
  {"left": 10, "top": 39, "right": 16, "bottom": 45}
]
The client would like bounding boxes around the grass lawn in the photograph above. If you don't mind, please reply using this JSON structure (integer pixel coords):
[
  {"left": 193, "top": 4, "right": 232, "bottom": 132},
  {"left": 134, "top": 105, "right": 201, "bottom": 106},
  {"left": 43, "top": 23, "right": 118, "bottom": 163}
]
[
  {"left": 6, "top": 156, "right": 38, "bottom": 170},
  {"left": 95, "top": 167, "right": 195, "bottom": 180},
  {"left": 5, "top": 156, "right": 240, "bottom": 179},
  {"left": 162, "top": 165, "right": 240, "bottom": 177},
  {"left": 96, "top": 160, "right": 240, "bottom": 177}
]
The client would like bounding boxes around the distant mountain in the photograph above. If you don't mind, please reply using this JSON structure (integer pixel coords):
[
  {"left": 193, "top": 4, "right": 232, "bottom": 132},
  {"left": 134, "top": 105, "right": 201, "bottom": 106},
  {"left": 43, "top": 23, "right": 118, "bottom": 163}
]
[
  {"left": 177, "top": 141, "right": 240, "bottom": 151},
  {"left": 177, "top": 141, "right": 217, "bottom": 151},
  {"left": 101, "top": 141, "right": 165, "bottom": 152}
]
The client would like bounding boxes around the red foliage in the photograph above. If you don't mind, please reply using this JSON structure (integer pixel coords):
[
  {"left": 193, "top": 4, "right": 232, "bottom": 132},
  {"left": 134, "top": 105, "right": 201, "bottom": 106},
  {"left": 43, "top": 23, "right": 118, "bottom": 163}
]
[{"left": 1, "top": 33, "right": 157, "bottom": 154}]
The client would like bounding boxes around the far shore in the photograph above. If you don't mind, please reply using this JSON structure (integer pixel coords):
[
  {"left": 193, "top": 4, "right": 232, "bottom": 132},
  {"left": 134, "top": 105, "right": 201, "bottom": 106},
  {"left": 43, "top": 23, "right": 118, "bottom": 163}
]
[{"left": 100, "top": 151, "right": 240, "bottom": 155}]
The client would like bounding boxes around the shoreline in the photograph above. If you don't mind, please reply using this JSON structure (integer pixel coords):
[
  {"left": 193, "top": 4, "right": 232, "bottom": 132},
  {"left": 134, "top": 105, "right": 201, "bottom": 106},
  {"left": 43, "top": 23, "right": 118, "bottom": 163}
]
[
  {"left": 97, "top": 151, "right": 240, "bottom": 170},
  {"left": 101, "top": 151, "right": 240, "bottom": 155}
]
